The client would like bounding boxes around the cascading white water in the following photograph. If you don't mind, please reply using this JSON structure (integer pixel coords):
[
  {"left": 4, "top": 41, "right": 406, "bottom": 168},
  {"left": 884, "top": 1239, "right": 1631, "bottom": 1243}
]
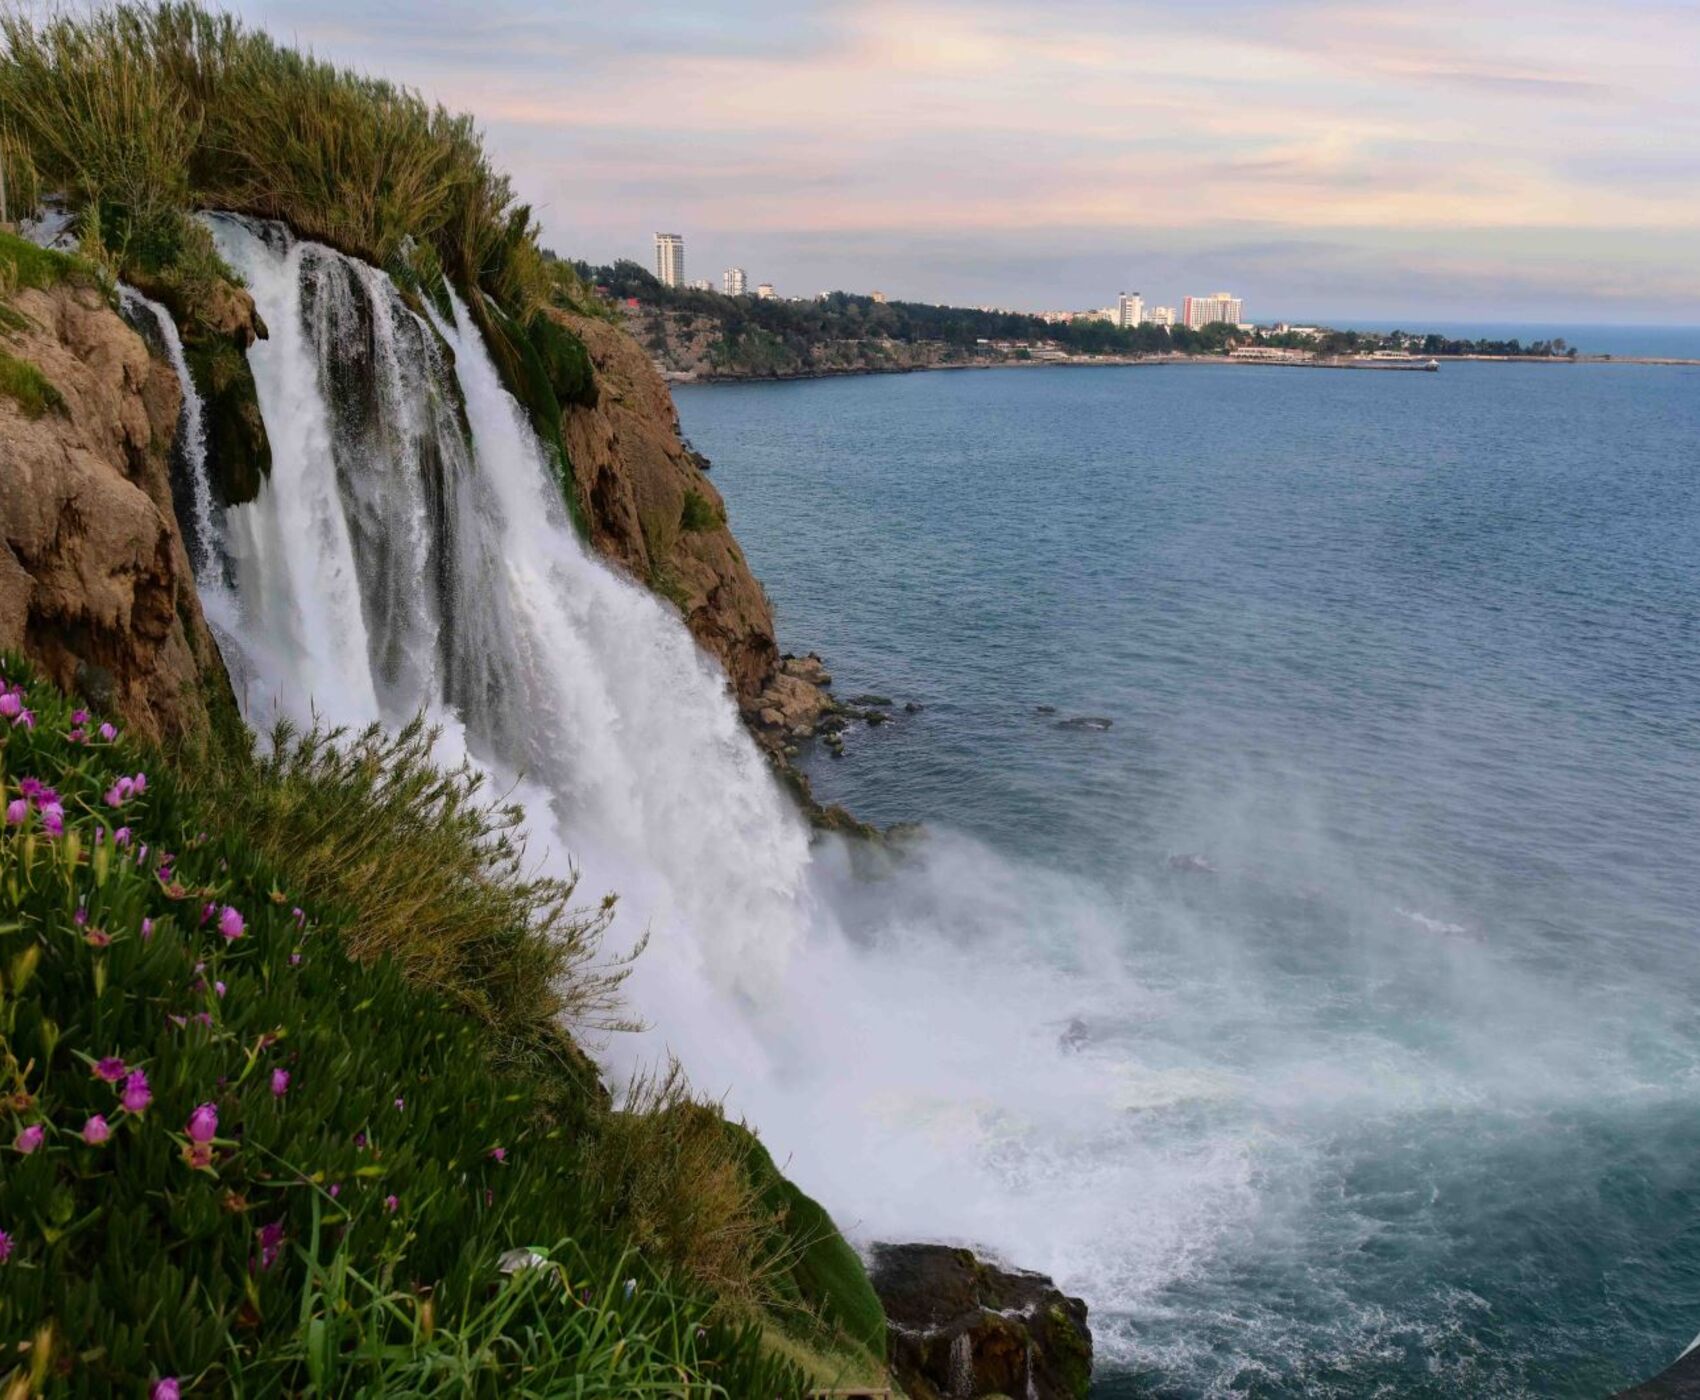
[
  {"left": 119, "top": 286, "right": 219, "bottom": 577},
  {"left": 189, "top": 213, "right": 1152, "bottom": 1248}
]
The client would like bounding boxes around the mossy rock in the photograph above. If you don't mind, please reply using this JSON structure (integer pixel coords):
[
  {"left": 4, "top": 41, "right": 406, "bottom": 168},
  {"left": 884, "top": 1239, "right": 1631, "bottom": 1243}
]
[
  {"left": 726, "top": 1122, "right": 888, "bottom": 1367},
  {"left": 0, "top": 228, "right": 89, "bottom": 294},
  {"left": 527, "top": 311, "right": 598, "bottom": 409},
  {"left": 184, "top": 338, "right": 271, "bottom": 505}
]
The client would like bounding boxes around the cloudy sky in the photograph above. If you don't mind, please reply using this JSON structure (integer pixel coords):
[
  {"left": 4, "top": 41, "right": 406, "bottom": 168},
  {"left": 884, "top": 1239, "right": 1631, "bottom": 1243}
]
[{"left": 227, "top": 0, "right": 1699, "bottom": 323}]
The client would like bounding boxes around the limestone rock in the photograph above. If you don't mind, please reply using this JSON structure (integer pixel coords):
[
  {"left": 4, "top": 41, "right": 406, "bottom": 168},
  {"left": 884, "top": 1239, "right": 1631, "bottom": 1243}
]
[
  {"left": 0, "top": 279, "right": 228, "bottom": 745},
  {"left": 870, "top": 1243, "right": 1092, "bottom": 1400},
  {"left": 550, "top": 307, "right": 779, "bottom": 710}
]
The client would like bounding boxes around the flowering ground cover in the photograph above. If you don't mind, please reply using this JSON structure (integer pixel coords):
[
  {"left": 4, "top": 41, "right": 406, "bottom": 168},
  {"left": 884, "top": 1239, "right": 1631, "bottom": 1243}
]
[{"left": 0, "top": 657, "right": 807, "bottom": 1396}]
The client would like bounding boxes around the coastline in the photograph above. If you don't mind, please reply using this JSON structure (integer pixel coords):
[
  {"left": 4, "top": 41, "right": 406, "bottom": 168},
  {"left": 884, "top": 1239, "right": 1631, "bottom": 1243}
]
[{"left": 664, "top": 349, "right": 1700, "bottom": 385}]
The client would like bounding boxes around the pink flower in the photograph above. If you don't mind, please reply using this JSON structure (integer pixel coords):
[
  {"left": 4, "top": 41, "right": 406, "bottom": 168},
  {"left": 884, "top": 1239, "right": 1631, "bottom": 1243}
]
[
  {"left": 151, "top": 1379, "right": 179, "bottom": 1400},
  {"left": 68, "top": 728, "right": 86, "bottom": 744},
  {"left": 98, "top": 722, "right": 116, "bottom": 741},
  {"left": 271, "top": 1068, "right": 290, "bottom": 1098},
  {"left": 488, "top": 1146, "right": 507, "bottom": 1163},
  {"left": 0, "top": 692, "right": 17, "bottom": 718},
  {"left": 14, "top": 1124, "right": 44, "bottom": 1154},
  {"left": 289, "top": 952, "right": 302, "bottom": 966},
  {"left": 131, "top": 773, "right": 147, "bottom": 794},
  {"left": 328, "top": 1183, "right": 341, "bottom": 1198},
  {"left": 85, "top": 929, "right": 112, "bottom": 948},
  {"left": 217, "top": 906, "right": 245, "bottom": 942},
  {"left": 256, "top": 1219, "right": 285, "bottom": 1270},
  {"left": 17, "top": 777, "right": 41, "bottom": 798},
  {"left": 354, "top": 1131, "right": 366, "bottom": 1149},
  {"left": 71, "top": 709, "right": 88, "bottom": 726},
  {"left": 383, "top": 1195, "right": 398, "bottom": 1214},
  {"left": 40, "top": 807, "right": 62, "bottom": 837},
  {"left": 82, "top": 1115, "right": 111, "bottom": 1145},
  {"left": 214, "top": 981, "right": 226, "bottom": 999},
  {"left": 93, "top": 1057, "right": 127, "bottom": 1083},
  {"left": 292, "top": 907, "right": 306, "bottom": 927},
  {"left": 121, "top": 1070, "right": 152, "bottom": 1113},
  {"left": 0, "top": 1227, "right": 12, "bottom": 1262},
  {"left": 114, "top": 826, "right": 131, "bottom": 847},
  {"left": 187, "top": 1103, "right": 218, "bottom": 1143},
  {"left": 4, "top": 799, "right": 24, "bottom": 826},
  {"left": 13, "top": 708, "right": 34, "bottom": 730},
  {"left": 140, "top": 917, "right": 154, "bottom": 940},
  {"left": 393, "top": 1097, "right": 404, "bottom": 1112}
]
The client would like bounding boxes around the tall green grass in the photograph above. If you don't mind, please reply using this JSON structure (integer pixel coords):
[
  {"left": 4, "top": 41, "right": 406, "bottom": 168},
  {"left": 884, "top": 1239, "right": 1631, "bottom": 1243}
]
[{"left": 0, "top": 3, "right": 551, "bottom": 313}]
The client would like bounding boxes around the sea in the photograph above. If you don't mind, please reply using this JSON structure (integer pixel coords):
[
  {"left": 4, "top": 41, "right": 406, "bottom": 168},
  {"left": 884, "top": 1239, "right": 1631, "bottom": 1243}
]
[{"left": 675, "top": 356, "right": 1700, "bottom": 1398}]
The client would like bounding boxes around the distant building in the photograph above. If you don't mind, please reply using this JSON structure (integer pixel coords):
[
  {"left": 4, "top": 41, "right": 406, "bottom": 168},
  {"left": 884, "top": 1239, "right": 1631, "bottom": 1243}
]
[
  {"left": 870, "top": 290, "right": 887, "bottom": 303},
  {"left": 687, "top": 278, "right": 712, "bottom": 292},
  {"left": 1182, "top": 292, "right": 1243, "bottom": 329},
  {"left": 722, "top": 267, "right": 747, "bottom": 296},
  {"left": 1117, "top": 291, "right": 1143, "bottom": 329},
  {"left": 1146, "top": 306, "right": 1177, "bottom": 327},
  {"left": 653, "top": 233, "right": 684, "bottom": 288},
  {"left": 756, "top": 282, "right": 776, "bottom": 300}
]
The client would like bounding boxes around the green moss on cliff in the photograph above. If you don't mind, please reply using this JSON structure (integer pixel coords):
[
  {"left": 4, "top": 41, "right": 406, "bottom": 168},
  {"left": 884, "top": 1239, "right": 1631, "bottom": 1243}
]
[
  {"left": 184, "top": 337, "right": 271, "bottom": 504},
  {"left": 0, "top": 227, "right": 86, "bottom": 293},
  {"left": 0, "top": 348, "right": 64, "bottom": 417},
  {"left": 528, "top": 310, "right": 598, "bottom": 409}
]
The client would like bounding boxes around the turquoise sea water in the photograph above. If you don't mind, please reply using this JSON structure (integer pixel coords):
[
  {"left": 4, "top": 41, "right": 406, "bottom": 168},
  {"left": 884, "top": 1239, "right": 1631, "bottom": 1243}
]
[{"left": 677, "top": 360, "right": 1700, "bottom": 1397}]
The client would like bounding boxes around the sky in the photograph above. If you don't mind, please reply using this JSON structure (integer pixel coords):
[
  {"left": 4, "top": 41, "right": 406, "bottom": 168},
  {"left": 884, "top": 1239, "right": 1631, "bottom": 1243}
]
[{"left": 223, "top": 0, "right": 1700, "bottom": 323}]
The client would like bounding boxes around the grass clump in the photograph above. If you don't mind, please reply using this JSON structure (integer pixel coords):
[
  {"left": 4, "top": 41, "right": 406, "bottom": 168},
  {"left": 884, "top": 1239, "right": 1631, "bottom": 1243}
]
[
  {"left": 0, "top": 349, "right": 63, "bottom": 417},
  {"left": 0, "top": 4, "right": 552, "bottom": 317},
  {"left": 0, "top": 657, "right": 808, "bottom": 1396},
  {"left": 680, "top": 488, "right": 725, "bottom": 534},
  {"left": 0, "top": 228, "right": 86, "bottom": 295}
]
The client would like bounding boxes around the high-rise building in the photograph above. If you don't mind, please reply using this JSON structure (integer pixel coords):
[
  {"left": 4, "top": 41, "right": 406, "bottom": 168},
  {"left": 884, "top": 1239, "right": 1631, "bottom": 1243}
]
[
  {"left": 687, "top": 278, "right": 712, "bottom": 292},
  {"left": 756, "top": 282, "right": 776, "bottom": 300},
  {"left": 722, "top": 267, "right": 747, "bottom": 296},
  {"left": 1182, "top": 292, "right": 1243, "bottom": 329},
  {"left": 1146, "top": 306, "right": 1177, "bottom": 327},
  {"left": 1117, "top": 291, "right": 1144, "bottom": 329},
  {"left": 653, "top": 233, "right": 684, "bottom": 288},
  {"left": 870, "top": 290, "right": 887, "bottom": 304}
]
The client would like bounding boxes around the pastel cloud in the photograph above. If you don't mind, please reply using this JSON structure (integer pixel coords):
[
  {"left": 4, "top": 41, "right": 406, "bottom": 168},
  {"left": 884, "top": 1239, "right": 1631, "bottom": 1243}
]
[{"left": 226, "top": 0, "right": 1700, "bottom": 320}]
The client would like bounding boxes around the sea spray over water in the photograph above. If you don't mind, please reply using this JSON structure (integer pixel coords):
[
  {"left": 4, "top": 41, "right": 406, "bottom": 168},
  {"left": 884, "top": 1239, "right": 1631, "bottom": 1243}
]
[{"left": 170, "top": 215, "right": 1697, "bottom": 1394}]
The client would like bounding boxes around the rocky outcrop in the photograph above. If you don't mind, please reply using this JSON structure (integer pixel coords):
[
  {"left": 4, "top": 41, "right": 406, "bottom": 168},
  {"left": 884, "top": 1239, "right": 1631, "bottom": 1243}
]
[
  {"left": 870, "top": 1244, "right": 1092, "bottom": 1400},
  {"left": 551, "top": 307, "right": 790, "bottom": 714},
  {"left": 0, "top": 276, "right": 227, "bottom": 745},
  {"left": 1616, "top": 1344, "right": 1700, "bottom": 1397}
]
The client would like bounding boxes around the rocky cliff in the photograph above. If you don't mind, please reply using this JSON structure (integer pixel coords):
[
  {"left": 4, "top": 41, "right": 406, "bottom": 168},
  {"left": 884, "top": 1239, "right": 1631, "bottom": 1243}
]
[
  {"left": 552, "top": 307, "right": 838, "bottom": 754},
  {"left": 0, "top": 265, "right": 227, "bottom": 745}
]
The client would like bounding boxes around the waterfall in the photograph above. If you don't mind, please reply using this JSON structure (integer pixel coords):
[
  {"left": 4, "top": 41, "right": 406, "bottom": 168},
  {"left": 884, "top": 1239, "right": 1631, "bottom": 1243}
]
[
  {"left": 184, "top": 213, "right": 1153, "bottom": 1360},
  {"left": 118, "top": 286, "right": 219, "bottom": 579}
]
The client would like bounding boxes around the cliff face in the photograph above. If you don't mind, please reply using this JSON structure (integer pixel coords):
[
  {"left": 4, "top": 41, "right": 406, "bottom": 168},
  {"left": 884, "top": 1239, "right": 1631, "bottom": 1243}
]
[
  {"left": 0, "top": 277, "right": 226, "bottom": 745},
  {"left": 552, "top": 307, "right": 783, "bottom": 709}
]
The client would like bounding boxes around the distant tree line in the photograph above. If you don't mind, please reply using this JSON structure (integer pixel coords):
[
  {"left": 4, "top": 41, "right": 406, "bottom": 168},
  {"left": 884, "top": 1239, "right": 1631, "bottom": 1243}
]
[{"left": 578, "top": 261, "right": 1584, "bottom": 366}]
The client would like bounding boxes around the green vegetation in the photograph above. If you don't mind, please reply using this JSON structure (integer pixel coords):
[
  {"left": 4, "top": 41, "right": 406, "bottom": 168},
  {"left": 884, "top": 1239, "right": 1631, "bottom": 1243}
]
[
  {"left": 679, "top": 488, "right": 724, "bottom": 534},
  {"left": 0, "top": 229, "right": 88, "bottom": 296},
  {"left": 0, "top": 5, "right": 545, "bottom": 315},
  {"left": 0, "top": 4, "right": 598, "bottom": 525},
  {"left": 0, "top": 659, "right": 891, "bottom": 1394},
  {"left": 0, "top": 349, "right": 63, "bottom": 417}
]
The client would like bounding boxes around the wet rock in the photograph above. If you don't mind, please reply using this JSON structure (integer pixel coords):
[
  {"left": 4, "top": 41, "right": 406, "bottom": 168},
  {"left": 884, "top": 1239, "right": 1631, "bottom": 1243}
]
[
  {"left": 1615, "top": 1343, "right": 1700, "bottom": 1397},
  {"left": 1035, "top": 704, "right": 1058, "bottom": 715},
  {"left": 905, "top": 701, "right": 924, "bottom": 714},
  {"left": 1055, "top": 716, "right": 1112, "bottom": 731},
  {"left": 848, "top": 692, "right": 894, "bottom": 707},
  {"left": 863, "top": 709, "right": 891, "bottom": 726},
  {"left": 870, "top": 1243, "right": 1092, "bottom": 1400}
]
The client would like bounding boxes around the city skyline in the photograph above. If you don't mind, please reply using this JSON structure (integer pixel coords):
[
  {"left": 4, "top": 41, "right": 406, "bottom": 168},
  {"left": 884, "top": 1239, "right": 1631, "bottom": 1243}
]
[{"left": 216, "top": 0, "right": 1700, "bottom": 324}]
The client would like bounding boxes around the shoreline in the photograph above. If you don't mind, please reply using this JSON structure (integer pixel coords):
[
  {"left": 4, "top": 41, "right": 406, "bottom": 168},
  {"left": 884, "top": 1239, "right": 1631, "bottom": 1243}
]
[{"left": 665, "top": 349, "right": 1700, "bottom": 386}]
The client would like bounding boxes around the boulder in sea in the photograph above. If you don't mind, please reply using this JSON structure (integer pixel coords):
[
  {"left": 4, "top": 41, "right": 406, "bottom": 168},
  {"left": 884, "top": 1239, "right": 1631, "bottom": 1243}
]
[
  {"left": 1055, "top": 716, "right": 1112, "bottom": 732},
  {"left": 869, "top": 1243, "right": 1092, "bottom": 1399},
  {"left": 1035, "top": 704, "right": 1058, "bottom": 715},
  {"left": 849, "top": 693, "right": 895, "bottom": 708}
]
